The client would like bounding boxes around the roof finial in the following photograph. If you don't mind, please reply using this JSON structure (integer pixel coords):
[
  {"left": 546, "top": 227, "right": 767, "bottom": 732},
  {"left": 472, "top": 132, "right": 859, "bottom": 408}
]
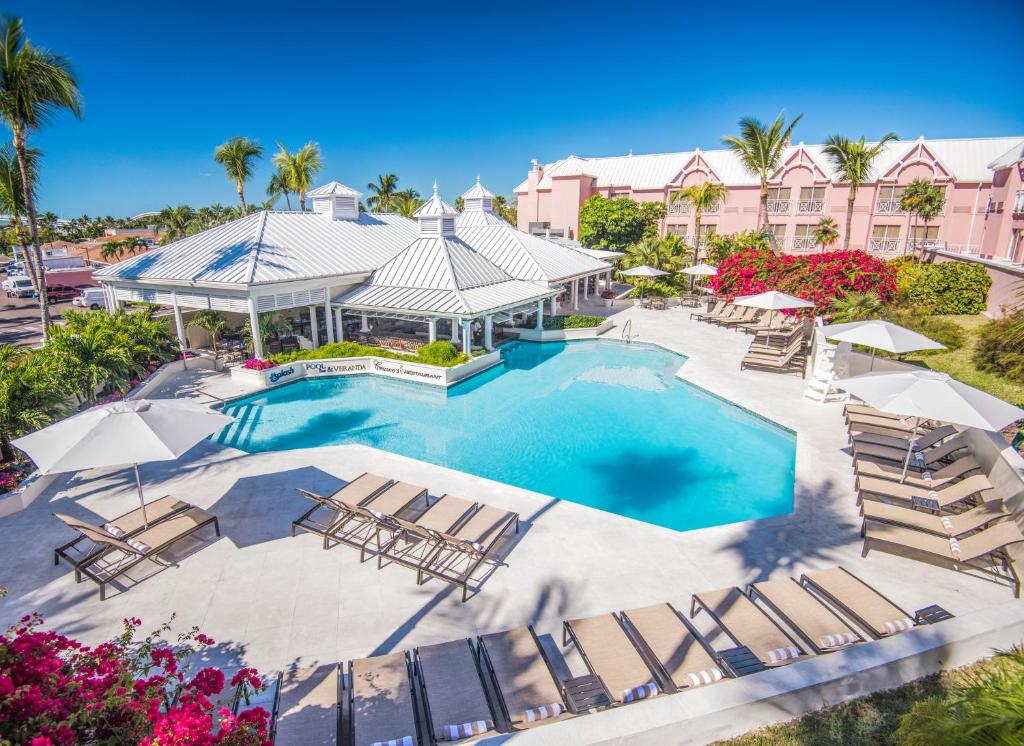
[
  {"left": 476, "top": 175, "right": 481, "bottom": 184},
  {"left": 432, "top": 180, "right": 439, "bottom": 196},
  {"left": 628, "top": 148, "right": 633, "bottom": 157}
]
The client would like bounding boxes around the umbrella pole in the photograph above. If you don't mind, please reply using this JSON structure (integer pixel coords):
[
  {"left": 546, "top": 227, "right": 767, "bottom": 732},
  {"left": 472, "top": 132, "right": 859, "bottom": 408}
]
[
  {"left": 133, "top": 463, "right": 150, "bottom": 527},
  {"left": 869, "top": 348, "right": 877, "bottom": 371},
  {"left": 899, "top": 416, "right": 920, "bottom": 483}
]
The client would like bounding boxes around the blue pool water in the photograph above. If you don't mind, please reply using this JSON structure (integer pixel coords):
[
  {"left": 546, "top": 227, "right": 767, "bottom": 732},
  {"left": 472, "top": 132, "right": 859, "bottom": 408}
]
[{"left": 217, "top": 340, "right": 795, "bottom": 532}]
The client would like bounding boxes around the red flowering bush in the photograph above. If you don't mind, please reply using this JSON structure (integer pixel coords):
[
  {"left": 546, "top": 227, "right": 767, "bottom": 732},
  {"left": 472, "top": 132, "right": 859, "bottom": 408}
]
[
  {"left": 710, "top": 248, "right": 896, "bottom": 316},
  {"left": 242, "top": 358, "right": 276, "bottom": 371},
  {"left": 0, "top": 614, "right": 271, "bottom": 746}
]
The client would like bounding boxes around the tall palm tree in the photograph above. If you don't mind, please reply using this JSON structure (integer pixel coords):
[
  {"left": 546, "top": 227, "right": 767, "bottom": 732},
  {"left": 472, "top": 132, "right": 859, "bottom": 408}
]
[
  {"left": 158, "top": 204, "right": 196, "bottom": 242},
  {"left": 273, "top": 142, "right": 322, "bottom": 211},
  {"left": 366, "top": 173, "right": 398, "bottom": 212},
  {"left": 822, "top": 133, "right": 898, "bottom": 249},
  {"left": 213, "top": 136, "right": 263, "bottom": 211},
  {"left": 391, "top": 192, "right": 424, "bottom": 218},
  {"left": 813, "top": 216, "right": 840, "bottom": 251},
  {"left": 672, "top": 181, "right": 728, "bottom": 270},
  {"left": 0, "top": 142, "right": 39, "bottom": 287},
  {"left": 0, "top": 16, "right": 82, "bottom": 337},
  {"left": 722, "top": 111, "right": 803, "bottom": 231},
  {"left": 900, "top": 178, "right": 946, "bottom": 253},
  {"left": 267, "top": 166, "right": 292, "bottom": 210},
  {"left": 99, "top": 239, "right": 122, "bottom": 262}
]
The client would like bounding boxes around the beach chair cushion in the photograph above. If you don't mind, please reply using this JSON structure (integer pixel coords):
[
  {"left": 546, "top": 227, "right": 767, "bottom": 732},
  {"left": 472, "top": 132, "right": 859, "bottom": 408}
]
[
  {"left": 684, "top": 668, "right": 723, "bottom": 687},
  {"left": 369, "top": 738, "right": 413, "bottom": 746},
  {"left": 521, "top": 703, "right": 564, "bottom": 724},
  {"left": 622, "top": 682, "right": 658, "bottom": 702},
  {"left": 478, "top": 628, "right": 566, "bottom": 727},
  {"left": 764, "top": 646, "right": 801, "bottom": 665}
]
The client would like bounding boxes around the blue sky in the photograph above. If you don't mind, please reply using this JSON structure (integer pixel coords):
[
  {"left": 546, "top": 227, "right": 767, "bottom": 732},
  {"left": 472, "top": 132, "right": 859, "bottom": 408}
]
[{"left": 7, "top": 0, "right": 1024, "bottom": 217}]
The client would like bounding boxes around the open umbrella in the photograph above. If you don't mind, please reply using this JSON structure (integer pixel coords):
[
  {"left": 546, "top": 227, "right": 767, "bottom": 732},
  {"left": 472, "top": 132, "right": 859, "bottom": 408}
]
[
  {"left": 822, "top": 319, "right": 945, "bottom": 370},
  {"left": 732, "top": 290, "right": 815, "bottom": 310},
  {"left": 833, "top": 369, "right": 1024, "bottom": 479},
  {"left": 620, "top": 265, "right": 669, "bottom": 302},
  {"left": 680, "top": 262, "right": 718, "bottom": 291},
  {"left": 12, "top": 399, "right": 235, "bottom": 526}
]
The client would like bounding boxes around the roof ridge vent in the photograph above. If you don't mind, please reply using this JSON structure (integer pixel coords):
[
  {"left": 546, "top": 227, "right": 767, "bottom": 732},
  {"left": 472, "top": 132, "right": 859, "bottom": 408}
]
[
  {"left": 309, "top": 181, "right": 362, "bottom": 220},
  {"left": 414, "top": 181, "right": 458, "bottom": 236},
  {"left": 460, "top": 176, "right": 495, "bottom": 212}
]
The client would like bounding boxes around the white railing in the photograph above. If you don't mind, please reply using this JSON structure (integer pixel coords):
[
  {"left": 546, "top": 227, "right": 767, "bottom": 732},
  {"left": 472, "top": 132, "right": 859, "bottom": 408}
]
[
  {"left": 791, "top": 235, "right": 819, "bottom": 251},
  {"left": 667, "top": 201, "right": 691, "bottom": 216},
  {"left": 1014, "top": 191, "right": 1024, "bottom": 215},
  {"left": 766, "top": 199, "right": 790, "bottom": 215},
  {"left": 797, "top": 199, "right": 824, "bottom": 214},
  {"left": 875, "top": 199, "right": 903, "bottom": 214},
  {"left": 869, "top": 238, "right": 900, "bottom": 253}
]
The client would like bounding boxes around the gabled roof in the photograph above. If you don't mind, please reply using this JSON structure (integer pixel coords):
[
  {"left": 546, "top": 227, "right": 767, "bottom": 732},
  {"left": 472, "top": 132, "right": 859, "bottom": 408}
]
[
  {"left": 455, "top": 209, "right": 510, "bottom": 227},
  {"left": 413, "top": 184, "right": 459, "bottom": 217},
  {"left": 456, "top": 223, "right": 609, "bottom": 282},
  {"left": 95, "top": 211, "right": 418, "bottom": 286},
  {"left": 307, "top": 181, "right": 362, "bottom": 198},
  {"left": 989, "top": 142, "right": 1024, "bottom": 171},
  {"left": 461, "top": 177, "right": 494, "bottom": 199}
]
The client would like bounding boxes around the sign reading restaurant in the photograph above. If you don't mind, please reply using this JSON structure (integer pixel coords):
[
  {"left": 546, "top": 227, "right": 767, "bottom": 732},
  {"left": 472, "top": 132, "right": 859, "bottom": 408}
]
[{"left": 304, "top": 358, "right": 446, "bottom": 383}]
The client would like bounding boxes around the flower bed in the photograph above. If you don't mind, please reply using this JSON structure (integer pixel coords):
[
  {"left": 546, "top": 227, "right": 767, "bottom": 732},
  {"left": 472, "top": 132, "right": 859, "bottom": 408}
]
[
  {"left": 243, "top": 358, "right": 277, "bottom": 371},
  {"left": 0, "top": 460, "right": 30, "bottom": 495}
]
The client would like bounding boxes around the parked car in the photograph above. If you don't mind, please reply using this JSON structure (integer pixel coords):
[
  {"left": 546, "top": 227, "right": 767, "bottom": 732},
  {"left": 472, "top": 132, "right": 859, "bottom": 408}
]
[
  {"left": 6, "top": 276, "right": 35, "bottom": 298},
  {"left": 72, "top": 287, "right": 106, "bottom": 310},
  {"left": 46, "top": 284, "right": 82, "bottom": 304}
]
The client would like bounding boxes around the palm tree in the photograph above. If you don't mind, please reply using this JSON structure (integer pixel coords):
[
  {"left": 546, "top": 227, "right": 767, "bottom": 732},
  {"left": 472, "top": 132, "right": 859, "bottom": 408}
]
[
  {"left": 0, "top": 344, "right": 67, "bottom": 461},
  {"left": 0, "top": 16, "right": 83, "bottom": 337},
  {"left": 99, "top": 239, "right": 122, "bottom": 262},
  {"left": 391, "top": 192, "right": 424, "bottom": 218},
  {"left": 0, "top": 142, "right": 39, "bottom": 287},
  {"left": 213, "top": 136, "right": 263, "bottom": 211},
  {"left": 900, "top": 178, "right": 946, "bottom": 254},
  {"left": 672, "top": 181, "right": 728, "bottom": 270},
  {"left": 366, "top": 173, "right": 398, "bottom": 213},
  {"left": 722, "top": 111, "right": 803, "bottom": 231},
  {"left": 813, "top": 216, "right": 840, "bottom": 250},
  {"left": 158, "top": 204, "right": 196, "bottom": 242},
  {"left": 830, "top": 291, "right": 883, "bottom": 322},
  {"left": 186, "top": 309, "right": 226, "bottom": 358},
  {"left": 273, "top": 142, "right": 322, "bottom": 211},
  {"left": 822, "top": 133, "right": 898, "bottom": 249},
  {"left": 267, "top": 166, "right": 292, "bottom": 210}
]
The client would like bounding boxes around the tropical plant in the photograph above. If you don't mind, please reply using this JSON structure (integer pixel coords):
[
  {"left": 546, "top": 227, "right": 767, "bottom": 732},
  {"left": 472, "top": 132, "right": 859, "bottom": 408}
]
[
  {"left": 213, "top": 136, "right": 263, "bottom": 211},
  {"left": 900, "top": 178, "right": 946, "bottom": 252},
  {"left": 0, "top": 344, "right": 67, "bottom": 461},
  {"left": 722, "top": 111, "right": 803, "bottom": 231},
  {"left": 157, "top": 204, "right": 197, "bottom": 242},
  {"left": 672, "top": 181, "right": 728, "bottom": 269},
  {"left": 814, "top": 216, "right": 840, "bottom": 250},
  {"left": 99, "top": 238, "right": 123, "bottom": 262},
  {"left": 974, "top": 311, "right": 1024, "bottom": 384},
  {"left": 620, "top": 235, "right": 688, "bottom": 273},
  {"left": 890, "top": 257, "right": 991, "bottom": 314},
  {"left": 44, "top": 321, "right": 136, "bottom": 404},
  {"left": 703, "top": 230, "right": 773, "bottom": 265},
  {"left": 242, "top": 311, "right": 292, "bottom": 356},
  {"left": 366, "top": 173, "right": 398, "bottom": 212},
  {"left": 391, "top": 191, "right": 424, "bottom": 218},
  {"left": 578, "top": 195, "right": 667, "bottom": 251},
  {"left": 267, "top": 165, "right": 292, "bottom": 210},
  {"left": 187, "top": 309, "right": 227, "bottom": 358},
  {"left": 822, "top": 133, "right": 899, "bottom": 249},
  {"left": 830, "top": 290, "right": 883, "bottom": 322},
  {"left": 0, "top": 15, "right": 83, "bottom": 336},
  {"left": 0, "top": 142, "right": 38, "bottom": 285},
  {"left": 273, "top": 141, "right": 322, "bottom": 211}
]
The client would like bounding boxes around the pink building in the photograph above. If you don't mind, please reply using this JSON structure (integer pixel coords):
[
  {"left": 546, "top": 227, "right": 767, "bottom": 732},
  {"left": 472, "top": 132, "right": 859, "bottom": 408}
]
[{"left": 516, "top": 136, "right": 1024, "bottom": 264}]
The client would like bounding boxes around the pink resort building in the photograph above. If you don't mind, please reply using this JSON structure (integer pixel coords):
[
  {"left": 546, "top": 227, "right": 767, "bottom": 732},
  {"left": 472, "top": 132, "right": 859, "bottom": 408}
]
[{"left": 516, "top": 136, "right": 1024, "bottom": 266}]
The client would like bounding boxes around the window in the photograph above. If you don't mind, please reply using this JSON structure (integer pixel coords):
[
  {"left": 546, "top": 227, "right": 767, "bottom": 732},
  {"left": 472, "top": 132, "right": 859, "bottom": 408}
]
[
  {"left": 768, "top": 224, "right": 787, "bottom": 241},
  {"left": 697, "top": 224, "right": 716, "bottom": 246},
  {"left": 766, "top": 188, "right": 791, "bottom": 215},
  {"left": 667, "top": 193, "right": 690, "bottom": 215},
  {"left": 876, "top": 186, "right": 905, "bottom": 214},
  {"left": 870, "top": 224, "right": 901, "bottom": 252},
  {"left": 792, "top": 224, "right": 817, "bottom": 250},
  {"left": 910, "top": 225, "right": 939, "bottom": 243},
  {"left": 798, "top": 187, "right": 825, "bottom": 214},
  {"left": 666, "top": 224, "right": 687, "bottom": 239}
]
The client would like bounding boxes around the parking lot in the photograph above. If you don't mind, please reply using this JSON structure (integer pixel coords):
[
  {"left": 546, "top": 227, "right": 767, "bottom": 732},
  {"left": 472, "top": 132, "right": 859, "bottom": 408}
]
[{"left": 0, "top": 292, "right": 75, "bottom": 348}]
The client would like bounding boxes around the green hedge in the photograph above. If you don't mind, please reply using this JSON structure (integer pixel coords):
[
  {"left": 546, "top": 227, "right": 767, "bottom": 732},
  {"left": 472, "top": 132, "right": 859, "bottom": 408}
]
[
  {"left": 973, "top": 313, "right": 1024, "bottom": 383},
  {"left": 882, "top": 308, "right": 965, "bottom": 352},
  {"left": 542, "top": 314, "right": 606, "bottom": 330},
  {"left": 892, "top": 258, "right": 991, "bottom": 314},
  {"left": 268, "top": 340, "right": 468, "bottom": 367}
]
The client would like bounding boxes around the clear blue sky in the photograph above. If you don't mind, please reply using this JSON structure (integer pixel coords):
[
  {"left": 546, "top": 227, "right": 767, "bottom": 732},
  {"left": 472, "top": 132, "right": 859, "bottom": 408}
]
[{"left": 7, "top": 0, "right": 1024, "bottom": 218}]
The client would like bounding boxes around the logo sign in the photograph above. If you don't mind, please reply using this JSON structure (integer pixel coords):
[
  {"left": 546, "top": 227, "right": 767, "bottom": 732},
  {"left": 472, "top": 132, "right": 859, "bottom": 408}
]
[{"left": 268, "top": 366, "right": 295, "bottom": 383}]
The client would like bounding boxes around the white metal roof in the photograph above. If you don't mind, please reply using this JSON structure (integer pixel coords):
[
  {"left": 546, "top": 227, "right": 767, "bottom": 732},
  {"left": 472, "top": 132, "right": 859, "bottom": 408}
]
[
  {"left": 989, "top": 142, "right": 1024, "bottom": 170},
  {"left": 461, "top": 177, "right": 494, "bottom": 199},
  {"left": 456, "top": 222, "right": 610, "bottom": 282},
  {"left": 515, "top": 136, "right": 1024, "bottom": 191},
  {"left": 96, "top": 211, "right": 418, "bottom": 286},
  {"left": 455, "top": 209, "right": 510, "bottom": 227},
  {"left": 307, "top": 181, "right": 362, "bottom": 198},
  {"left": 413, "top": 183, "right": 459, "bottom": 217}
]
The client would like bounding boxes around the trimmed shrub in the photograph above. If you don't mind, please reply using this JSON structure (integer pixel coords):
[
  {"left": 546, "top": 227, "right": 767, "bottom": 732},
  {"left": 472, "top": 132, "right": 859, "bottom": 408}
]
[
  {"left": 269, "top": 340, "right": 469, "bottom": 367},
  {"left": 542, "top": 314, "right": 605, "bottom": 330},
  {"left": 892, "top": 258, "right": 991, "bottom": 314},
  {"left": 416, "top": 340, "right": 461, "bottom": 365},
  {"left": 973, "top": 313, "right": 1024, "bottom": 383}
]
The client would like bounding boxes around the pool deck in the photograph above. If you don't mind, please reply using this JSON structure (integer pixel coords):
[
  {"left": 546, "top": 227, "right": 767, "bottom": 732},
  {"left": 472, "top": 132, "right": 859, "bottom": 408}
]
[{"left": 1, "top": 302, "right": 1020, "bottom": 742}]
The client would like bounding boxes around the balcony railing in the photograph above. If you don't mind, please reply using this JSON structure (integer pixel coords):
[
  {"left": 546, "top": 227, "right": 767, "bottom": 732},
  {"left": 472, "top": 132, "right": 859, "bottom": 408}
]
[
  {"left": 667, "top": 201, "right": 691, "bottom": 216},
  {"left": 797, "top": 199, "right": 824, "bottom": 214},
  {"left": 791, "top": 235, "right": 819, "bottom": 251},
  {"left": 1013, "top": 192, "right": 1024, "bottom": 216},
  {"left": 875, "top": 199, "right": 903, "bottom": 215},
  {"left": 766, "top": 199, "right": 790, "bottom": 215},
  {"left": 869, "top": 238, "right": 900, "bottom": 253}
]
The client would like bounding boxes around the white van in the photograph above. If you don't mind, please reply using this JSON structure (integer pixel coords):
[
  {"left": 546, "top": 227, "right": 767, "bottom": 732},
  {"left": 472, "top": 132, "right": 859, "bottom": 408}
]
[
  {"left": 72, "top": 287, "right": 107, "bottom": 310},
  {"left": 6, "top": 276, "right": 35, "bottom": 298}
]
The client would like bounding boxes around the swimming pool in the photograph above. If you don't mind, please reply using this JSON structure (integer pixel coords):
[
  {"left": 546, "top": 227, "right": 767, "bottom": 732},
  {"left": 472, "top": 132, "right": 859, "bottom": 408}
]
[{"left": 217, "top": 340, "right": 795, "bottom": 532}]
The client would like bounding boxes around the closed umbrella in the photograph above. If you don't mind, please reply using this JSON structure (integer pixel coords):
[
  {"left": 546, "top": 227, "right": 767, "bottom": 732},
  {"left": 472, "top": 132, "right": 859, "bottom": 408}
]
[
  {"left": 822, "top": 319, "right": 945, "bottom": 370},
  {"left": 13, "top": 399, "right": 235, "bottom": 526},
  {"left": 832, "top": 369, "right": 1024, "bottom": 479},
  {"left": 620, "top": 265, "right": 669, "bottom": 302}
]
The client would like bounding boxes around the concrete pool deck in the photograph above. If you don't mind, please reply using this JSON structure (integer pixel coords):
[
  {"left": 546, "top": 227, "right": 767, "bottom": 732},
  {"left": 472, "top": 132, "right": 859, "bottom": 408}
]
[{"left": 1, "top": 302, "right": 1021, "bottom": 743}]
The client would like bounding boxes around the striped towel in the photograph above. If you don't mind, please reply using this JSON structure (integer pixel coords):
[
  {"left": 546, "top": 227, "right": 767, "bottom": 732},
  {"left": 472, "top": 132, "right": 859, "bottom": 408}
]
[
  {"left": 684, "top": 667, "right": 723, "bottom": 687},
  {"left": 911, "top": 451, "right": 926, "bottom": 466},
  {"left": 921, "top": 471, "right": 934, "bottom": 483},
  {"left": 102, "top": 523, "right": 125, "bottom": 537},
  {"left": 940, "top": 516, "right": 956, "bottom": 533},
  {"left": 370, "top": 737, "right": 413, "bottom": 746},
  {"left": 125, "top": 538, "right": 151, "bottom": 554},
  {"left": 882, "top": 617, "right": 915, "bottom": 635},
  {"left": 622, "top": 682, "right": 658, "bottom": 702},
  {"left": 819, "top": 632, "right": 858, "bottom": 649},
  {"left": 765, "top": 645, "right": 801, "bottom": 665},
  {"left": 949, "top": 536, "right": 962, "bottom": 559},
  {"left": 521, "top": 702, "right": 564, "bottom": 723},
  {"left": 442, "top": 720, "right": 492, "bottom": 740}
]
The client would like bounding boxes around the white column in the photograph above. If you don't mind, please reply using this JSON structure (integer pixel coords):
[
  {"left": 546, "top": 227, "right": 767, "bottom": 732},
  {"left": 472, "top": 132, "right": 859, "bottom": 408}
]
[
  {"left": 104, "top": 284, "right": 116, "bottom": 312},
  {"left": 572, "top": 279, "right": 579, "bottom": 310},
  {"left": 461, "top": 320, "right": 472, "bottom": 352},
  {"left": 171, "top": 293, "right": 187, "bottom": 350},
  {"left": 583, "top": 276, "right": 590, "bottom": 300},
  {"left": 484, "top": 315, "right": 493, "bottom": 351},
  {"left": 335, "top": 308, "right": 345, "bottom": 342},
  {"left": 248, "top": 297, "right": 264, "bottom": 359},
  {"left": 308, "top": 306, "right": 320, "bottom": 348},
  {"left": 360, "top": 312, "right": 370, "bottom": 333},
  {"left": 428, "top": 318, "right": 437, "bottom": 343},
  {"left": 450, "top": 318, "right": 459, "bottom": 342},
  {"left": 324, "top": 300, "right": 335, "bottom": 344},
  {"left": 606, "top": 270, "right": 613, "bottom": 291},
  {"left": 549, "top": 295, "right": 557, "bottom": 315},
  {"left": 535, "top": 299, "right": 544, "bottom": 330}
]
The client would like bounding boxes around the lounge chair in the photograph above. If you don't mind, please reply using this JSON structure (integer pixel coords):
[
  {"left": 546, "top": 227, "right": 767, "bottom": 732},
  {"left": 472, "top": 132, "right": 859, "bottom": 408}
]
[
  {"left": 861, "top": 499, "right": 1009, "bottom": 537},
  {"left": 848, "top": 419, "right": 943, "bottom": 441},
  {"left": 324, "top": 480, "right": 429, "bottom": 556},
  {"left": 862, "top": 520, "right": 1024, "bottom": 597},
  {"left": 477, "top": 627, "right": 570, "bottom": 728},
  {"left": 738, "top": 310, "right": 782, "bottom": 335},
  {"left": 845, "top": 403, "right": 901, "bottom": 421},
  {"left": 705, "top": 304, "right": 741, "bottom": 325},
  {"left": 741, "top": 336, "right": 806, "bottom": 374},
  {"left": 690, "top": 300, "right": 726, "bottom": 322},
  {"left": 851, "top": 434, "right": 968, "bottom": 469},
  {"left": 52, "top": 509, "right": 219, "bottom": 600},
  {"left": 375, "top": 494, "right": 478, "bottom": 571},
  {"left": 856, "top": 473, "right": 993, "bottom": 510},
  {"left": 619, "top": 603, "right": 725, "bottom": 691},
  {"left": 274, "top": 664, "right": 339, "bottom": 745},
  {"left": 419, "top": 504, "right": 519, "bottom": 602},
  {"left": 345, "top": 652, "right": 423, "bottom": 746},
  {"left": 690, "top": 587, "right": 805, "bottom": 667},
  {"left": 54, "top": 495, "right": 191, "bottom": 568},
  {"left": 562, "top": 613, "right": 661, "bottom": 705},
  {"left": 847, "top": 412, "right": 936, "bottom": 434},
  {"left": 414, "top": 639, "right": 497, "bottom": 742},
  {"left": 800, "top": 567, "right": 919, "bottom": 639},
  {"left": 747, "top": 579, "right": 862, "bottom": 655},
  {"left": 714, "top": 306, "right": 759, "bottom": 328},
  {"left": 292, "top": 472, "right": 393, "bottom": 540},
  {"left": 854, "top": 455, "right": 982, "bottom": 489},
  {"left": 852, "top": 424, "right": 957, "bottom": 451}
]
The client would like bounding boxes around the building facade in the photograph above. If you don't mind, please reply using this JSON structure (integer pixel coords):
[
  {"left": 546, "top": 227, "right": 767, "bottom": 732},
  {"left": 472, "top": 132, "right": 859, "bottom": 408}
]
[{"left": 516, "top": 136, "right": 1024, "bottom": 264}]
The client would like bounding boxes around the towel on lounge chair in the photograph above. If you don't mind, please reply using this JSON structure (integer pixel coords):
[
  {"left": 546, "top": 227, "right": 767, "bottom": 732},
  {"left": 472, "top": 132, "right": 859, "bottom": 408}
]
[
  {"left": 521, "top": 703, "right": 564, "bottom": 724},
  {"left": 622, "top": 682, "right": 658, "bottom": 702},
  {"left": 800, "top": 567, "right": 918, "bottom": 639},
  {"left": 441, "top": 720, "right": 493, "bottom": 740}
]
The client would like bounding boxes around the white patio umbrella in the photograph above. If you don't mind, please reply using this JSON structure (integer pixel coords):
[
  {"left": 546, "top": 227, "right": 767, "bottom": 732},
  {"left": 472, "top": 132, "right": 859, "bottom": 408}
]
[
  {"left": 12, "top": 399, "right": 235, "bottom": 526},
  {"left": 681, "top": 262, "right": 718, "bottom": 291},
  {"left": 822, "top": 319, "right": 946, "bottom": 370},
  {"left": 832, "top": 369, "right": 1024, "bottom": 479},
  {"left": 732, "top": 290, "right": 815, "bottom": 310},
  {"left": 620, "top": 265, "right": 669, "bottom": 302}
]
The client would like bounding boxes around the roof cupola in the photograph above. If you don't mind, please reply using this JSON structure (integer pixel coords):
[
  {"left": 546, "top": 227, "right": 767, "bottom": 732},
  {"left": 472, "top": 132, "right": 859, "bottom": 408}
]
[{"left": 413, "top": 181, "right": 458, "bottom": 237}]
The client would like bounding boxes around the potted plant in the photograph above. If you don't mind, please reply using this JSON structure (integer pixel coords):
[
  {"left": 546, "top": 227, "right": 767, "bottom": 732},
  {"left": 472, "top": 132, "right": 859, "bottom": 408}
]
[{"left": 600, "top": 289, "right": 616, "bottom": 308}]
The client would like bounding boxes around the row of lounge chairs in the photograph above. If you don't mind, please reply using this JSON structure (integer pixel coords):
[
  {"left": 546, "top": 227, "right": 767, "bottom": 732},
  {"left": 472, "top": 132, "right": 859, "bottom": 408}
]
[
  {"left": 273, "top": 566, "right": 947, "bottom": 745},
  {"left": 52, "top": 496, "right": 220, "bottom": 601},
  {"left": 292, "top": 473, "right": 520, "bottom": 602},
  {"left": 691, "top": 301, "right": 809, "bottom": 374},
  {"left": 844, "top": 404, "right": 1024, "bottom": 597}
]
